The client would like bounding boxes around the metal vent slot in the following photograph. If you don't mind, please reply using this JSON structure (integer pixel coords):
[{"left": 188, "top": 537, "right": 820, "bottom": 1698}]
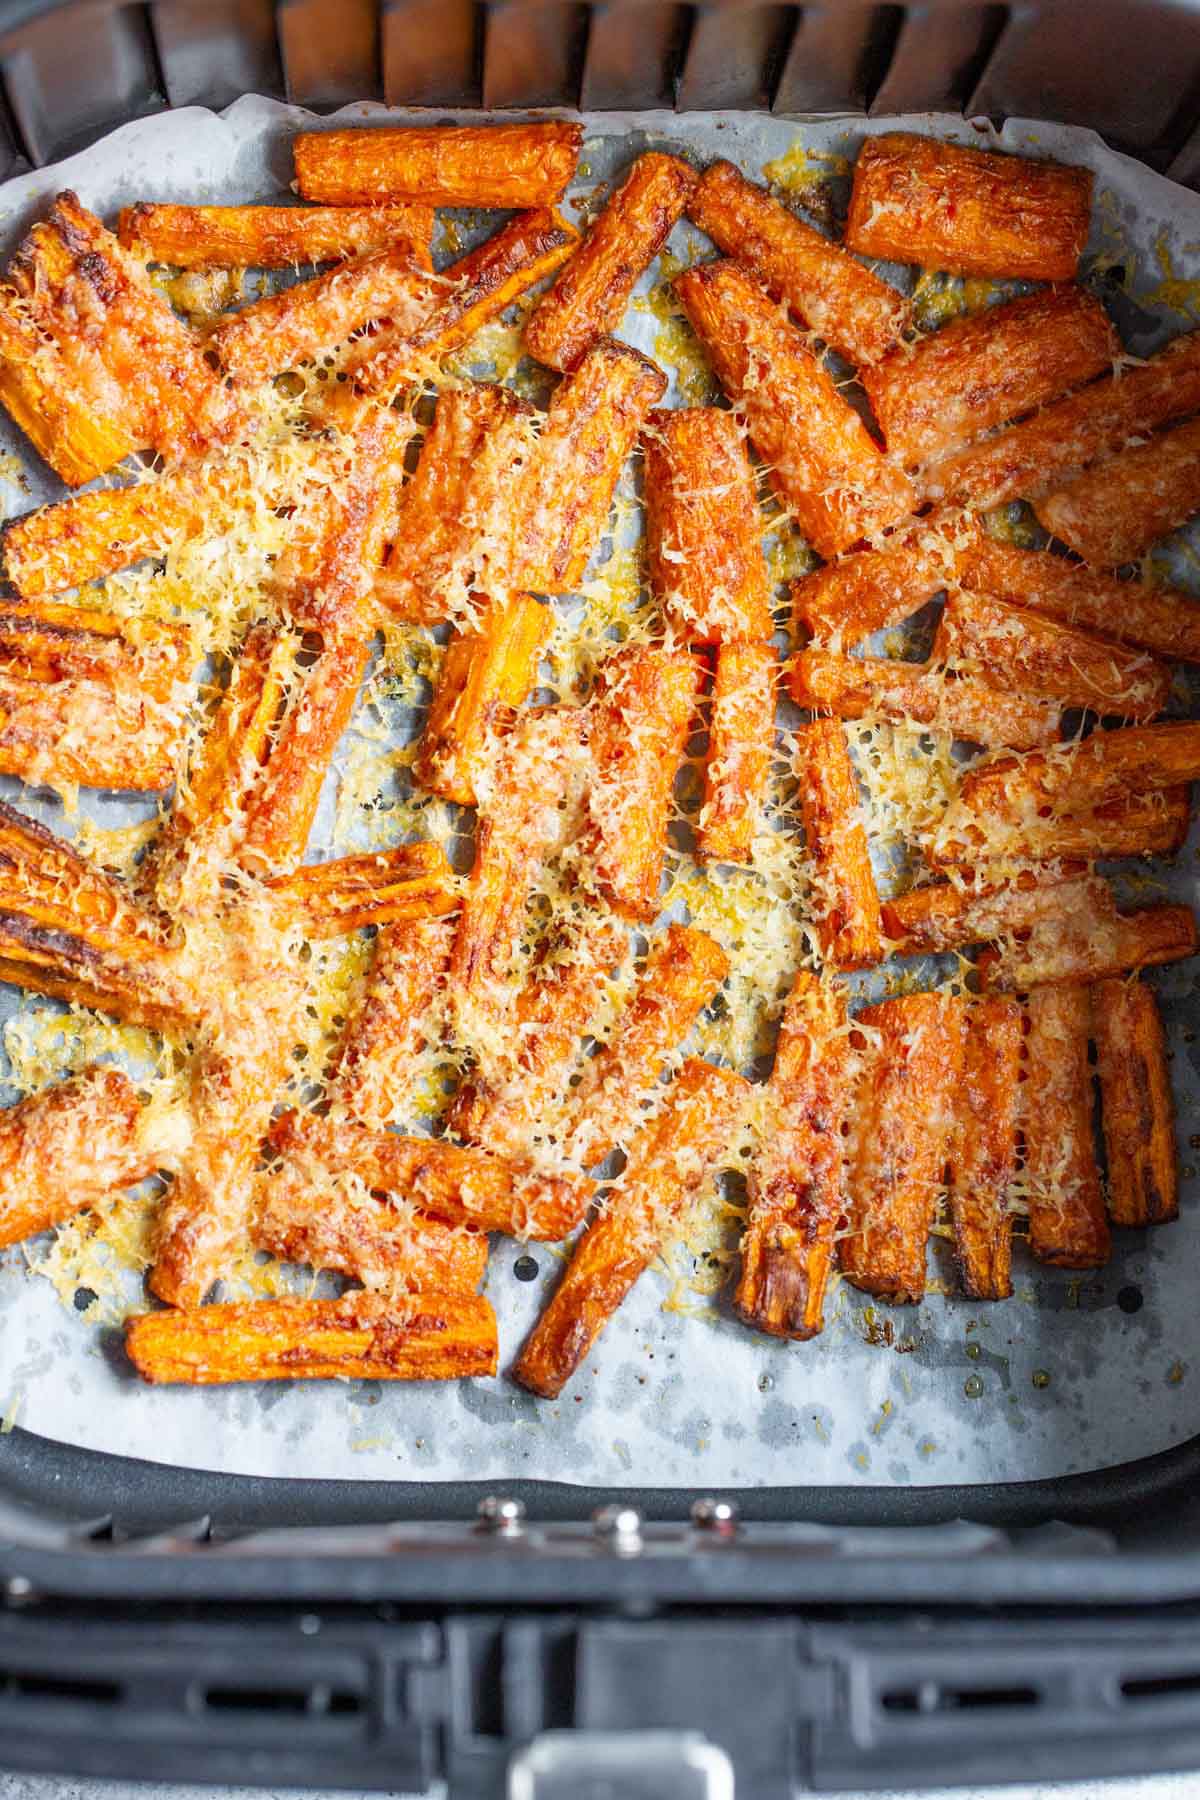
[
  {"left": 881, "top": 1682, "right": 1041, "bottom": 1714},
  {"left": 277, "top": 0, "right": 383, "bottom": 105},
  {"left": 676, "top": 2, "right": 798, "bottom": 113},
  {"left": 153, "top": 0, "right": 285, "bottom": 108},
  {"left": 203, "top": 1682, "right": 363, "bottom": 1714},
  {"left": 870, "top": 2, "right": 1010, "bottom": 116},
  {"left": 384, "top": 0, "right": 482, "bottom": 106},
  {"left": 2, "top": 2, "right": 166, "bottom": 166},
  {"left": 1121, "top": 1670, "right": 1200, "bottom": 1702},
  {"left": 482, "top": 0, "right": 590, "bottom": 109},
  {"left": 580, "top": 2, "right": 691, "bottom": 111},
  {"left": 0, "top": 1670, "right": 121, "bottom": 1706},
  {"left": 773, "top": 2, "right": 897, "bottom": 116}
]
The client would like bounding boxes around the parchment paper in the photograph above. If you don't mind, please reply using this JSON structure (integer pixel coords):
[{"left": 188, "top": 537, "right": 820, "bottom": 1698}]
[{"left": 1, "top": 97, "right": 1199, "bottom": 1488}]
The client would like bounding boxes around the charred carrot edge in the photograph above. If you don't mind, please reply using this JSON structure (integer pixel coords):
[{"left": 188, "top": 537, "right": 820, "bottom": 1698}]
[
  {"left": 526, "top": 151, "right": 698, "bottom": 372},
  {"left": 927, "top": 786, "right": 1192, "bottom": 868},
  {"left": 674, "top": 259, "right": 915, "bottom": 559},
  {"left": 1022, "top": 984, "right": 1111, "bottom": 1268},
  {"left": 565, "top": 922, "right": 730, "bottom": 1168},
  {"left": 212, "top": 249, "right": 438, "bottom": 385},
  {"left": 265, "top": 841, "right": 458, "bottom": 937},
  {"left": 450, "top": 919, "right": 628, "bottom": 1155},
  {"left": 0, "top": 1066, "right": 160, "bottom": 1249},
  {"left": 512, "top": 338, "right": 667, "bottom": 596},
  {"left": 788, "top": 647, "right": 1062, "bottom": 751},
  {"left": 881, "top": 865, "right": 1093, "bottom": 954},
  {"left": 949, "top": 997, "right": 1022, "bottom": 1300},
  {"left": 11, "top": 190, "right": 242, "bottom": 466},
  {"left": 513, "top": 1057, "right": 751, "bottom": 1398},
  {"left": 642, "top": 406, "right": 772, "bottom": 644},
  {"left": 1035, "top": 416, "right": 1200, "bottom": 568},
  {"left": 795, "top": 717, "right": 882, "bottom": 970},
  {"left": 863, "top": 286, "right": 1117, "bottom": 469},
  {"left": 698, "top": 640, "right": 777, "bottom": 865},
  {"left": 583, "top": 645, "right": 699, "bottom": 920},
  {"left": 328, "top": 914, "right": 455, "bottom": 1130},
  {"left": 0, "top": 602, "right": 189, "bottom": 699},
  {"left": 958, "top": 722, "right": 1200, "bottom": 830},
  {"left": 978, "top": 902, "right": 1198, "bottom": 992},
  {"left": 0, "top": 286, "right": 134, "bottom": 485},
  {"left": 337, "top": 209, "right": 579, "bottom": 407},
  {"left": 790, "top": 513, "right": 967, "bottom": 650},
  {"left": 940, "top": 591, "right": 1171, "bottom": 720},
  {"left": 3, "top": 469, "right": 215, "bottom": 599},
  {"left": 1093, "top": 976, "right": 1179, "bottom": 1227},
  {"left": 126, "top": 1290, "right": 499, "bottom": 1385},
  {"left": 268, "top": 1108, "right": 593, "bottom": 1241},
  {"left": 119, "top": 201, "right": 435, "bottom": 272},
  {"left": 294, "top": 121, "right": 583, "bottom": 209},
  {"left": 956, "top": 533, "right": 1200, "bottom": 666},
  {"left": 920, "top": 330, "right": 1200, "bottom": 512},
  {"left": 734, "top": 971, "right": 851, "bottom": 1340},
  {"left": 415, "top": 595, "right": 552, "bottom": 806},
  {"left": 687, "top": 157, "right": 908, "bottom": 367},
  {"left": 253, "top": 1178, "right": 488, "bottom": 1291},
  {"left": 845, "top": 132, "right": 1093, "bottom": 282},
  {"left": 0, "top": 671, "right": 185, "bottom": 795},
  {"left": 839, "top": 992, "right": 966, "bottom": 1302}
]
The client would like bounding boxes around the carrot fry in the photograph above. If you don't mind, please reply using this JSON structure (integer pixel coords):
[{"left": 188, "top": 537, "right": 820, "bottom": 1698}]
[
  {"left": 949, "top": 997, "right": 1022, "bottom": 1300},
  {"left": 979, "top": 902, "right": 1197, "bottom": 992},
  {"left": 0, "top": 671, "right": 185, "bottom": 795},
  {"left": 846, "top": 132, "right": 1093, "bottom": 282},
  {"left": 268, "top": 1108, "right": 593, "bottom": 1240},
  {"left": 863, "top": 286, "right": 1116, "bottom": 468},
  {"left": 920, "top": 330, "right": 1200, "bottom": 511},
  {"left": 415, "top": 593, "right": 552, "bottom": 806},
  {"left": 564, "top": 923, "right": 730, "bottom": 1168},
  {"left": 839, "top": 991, "right": 966, "bottom": 1302},
  {"left": 336, "top": 209, "right": 578, "bottom": 407},
  {"left": 940, "top": 591, "right": 1171, "bottom": 720},
  {"left": 294, "top": 121, "right": 583, "bottom": 209},
  {"left": 526, "top": 152, "right": 698, "bottom": 372},
  {"left": 642, "top": 406, "right": 772, "bottom": 644},
  {"left": 1093, "top": 976, "right": 1178, "bottom": 1227},
  {"left": 212, "top": 248, "right": 438, "bottom": 384},
  {"left": 734, "top": 971, "right": 851, "bottom": 1339},
  {"left": 10, "top": 191, "right": 242, "bottom": 465},
  {"left": 119, "top": 202, "right": 435, "bottom": 271},
  {"left": 512, "top": 338, "right": 667, "bottom": 595},
  {"left": 254, "top": 1179, "right": 487, "bottom": 1291},
  {"left": 0, "top": 1067, "right": 164, "bottom": 1249},
  {"left": 788, "top": 648, "right": 1061, "bottom": 751},
  {"left": 790, "top": 513, "right": 966, "bottom": 649},
  {"left": 327, "top": 914, "right": 455, "bottom": 1130},
  {"left": 3, "top": 470, "right": 225, "bottom": 601},
  {"left": 687, "top": 158, "right": 907, "bottom": 366},
  {"left": 0, "top": 603, "right": 188, "bottom": 698},
  {"left": 675, "top": 260, "right": 915, "bottom": 558},
  {"left": 956, "top": 722, "right": 1200, "bottom": 833},
  {"left": 0, "top": 285, "right": 134, "bottom": 485},
  {"left": 1035, "top": 416, "right": 1200, "bottom": 567},
  {"left": 1022, "top": 984, "right": 1110, "bottom": 1268},
  {"left": 126, "top": 1290, "right": 498, "bottom": 1385},
  {"left": 512, "top": 1057, "right": 750, "bottom": 1397},
  {"left": 699, "top": 641, "right": 777, "bottom": 864},
  {"left": 928, "top": 785, "right": 1192, "bottom": 867},
  {"left": 882, "top": 867, "right": 1095, "bottom": 954},
  {"left": 265, "top": 841, "right": 458, "bottom": 938},
  {"left": 794, "top": 717, "right": 882, "bottom": 970},
  {"left": 583, "top": 645, "right": 699, "bottom": 919}
]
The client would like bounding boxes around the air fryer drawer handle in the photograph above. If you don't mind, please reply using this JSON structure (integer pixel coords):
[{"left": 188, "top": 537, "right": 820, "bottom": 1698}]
[{"left": 508, "top": 1731, "right": 734, "bottom": 1800}]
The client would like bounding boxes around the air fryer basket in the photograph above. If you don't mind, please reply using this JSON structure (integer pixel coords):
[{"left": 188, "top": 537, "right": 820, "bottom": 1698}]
[{"left": 4, "top": 2, "right": 1200, "bottom": 1793}]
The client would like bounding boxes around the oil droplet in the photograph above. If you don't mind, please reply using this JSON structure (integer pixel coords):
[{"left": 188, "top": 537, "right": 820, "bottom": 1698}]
[
  {"left": 963, "top": 1374, "right": 984, "bottom": 1399},
  {"left": 965, "top": 1341, "right": 981, "bottom": 1361},
  {"left": 1032, "top": 1369, "right": 1051, "bottom": 1389},
  {"left": 757, "top": 1372, "right": 774, "bottom": 1393}
]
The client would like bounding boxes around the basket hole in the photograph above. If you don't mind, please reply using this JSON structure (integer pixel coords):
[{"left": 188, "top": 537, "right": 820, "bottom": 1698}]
[
  {"left": 1, "top": 1670, "right": 120, "bottom": 1705},
  {"left": 1122, "top": 1671, "right": 1200, "bottom": 1702}
]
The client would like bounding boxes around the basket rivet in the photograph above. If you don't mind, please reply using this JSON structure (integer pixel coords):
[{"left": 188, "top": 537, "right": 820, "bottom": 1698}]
[
  {"left": 690, "top": 1497, "right": 738, "bottom": 1535},
  {"left": 476, "top": 1495, "right": 526, "bottom": 1535},
  {"left": 592, "top": 1504, "right": 643, "bottom": 1550},
  {"left": 4, "top": 1575, "right": 35, "bottom": 1606}
]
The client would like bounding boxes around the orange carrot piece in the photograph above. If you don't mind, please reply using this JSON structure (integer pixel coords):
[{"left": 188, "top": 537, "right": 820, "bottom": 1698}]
[
  {"left": 795, "top": 716, "right": 882, "bottom": 970},
  {"left": 979, "top": 902, "right": 1197, "bottom": 992},
  {"left": 0, "top": 671, "right": 185, "bottom": 795},
  {"left": 0, "top": 603, "right": 188, "bottom": 699},
  {"left": 119, "top": 201, "right": 434, "bottom": 271},
  {"left": 790, "top": 513, "right": 966, "bottom": 649},
  {"left": 327, "top": 914, "right": 455, "bottom": 1130},
  {"left": 788, "top": 648, "right": 1061, "bottom": 751},
  {"left": 294, "top": 121, "right": 583, "bottom": 208},
  {"left": 1093, "top": 976, "right": 1179, "bottom": 1227},
  {"left": 0, "top": 285, "right": 135, "bottom": 486},
  {"left": 254, "top": 1180, "right": 487, "bottom": 1291},
  {"left": 957, "top": 722, "right": 1200, "bottom": 831},
  {"left": 265, "top": 841, "right": 458, "bottom": 938},
  {"left": 1022, "top": 984, "right": 1110, "bottom": 1268},
  {"left": 927, "top": 785, "right": 1192, "bottom": 868},
  {"left": 882, "top": 867, "right": 1097, "bottom": 955},
  {"left": 1035, "top": 416, "right": 1200, "bottom": 567},
  {"left": 699, "top": 640, "right": 777, "bottom": 865},
  {"left": 949, "top": 997, "right": 1022, "bottom": 1300},
  {"left": 415, "top": 594, "right": 552, "bottom": 806},
  {"left": 0, "top": 1067, "right": 164, "bottom": 1249}
]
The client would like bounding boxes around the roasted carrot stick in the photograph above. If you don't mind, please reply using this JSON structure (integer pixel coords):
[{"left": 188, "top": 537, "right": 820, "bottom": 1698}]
[
  {"left": 0, "top": 285, "right": 135, "bottom": 485},
  {"left": 0, "top": 671, "right": 185, "bottom": 795},
  {"left": 119, "top": 201, "right": 435, "bottom": 271},
  {"left": 3, "top": 470, "right": 224, "bottom": 600},
  {"left": 940, "top": 591, "right": 1171, "bottom": 720},
  {"left": 927, "top": 785, "right": 1192, "bottom": 867},
  {"left": 642, "top": 406, "right": 772, "bottom": 644},
  {"left": 839, "top": 991, "right": 966, "bottom": 1302},
  {"left": 734, "top": 971, "right": 852, "bottom": 1339},
  {"left": 949, "top": 997, "right": 1022, "bottom": 1300},
  {"left": 0, "top": 1067, "right": 166, "bottom": 1249},
  {"left": 846, "top": 132, "right": 1093, "bottom": 281},
  {"left": 788, "top": 648, "right": 1062, "bottom": 751},
  {"left": 687, "top": 157, "right": 908, "bottom": 366},
  {"left": 265, "top": 841, "right": 458, "bottom": 938},
  {"left": 0, "top": 603, "right": 189, "bottom": 698},
  {"left": 415, "top": 594, "right": 552, "bottom": 805},
  {"left": 1022, "top": 984, "right": 1111, "bottom": 1268},
  {"left": 790, "top": 513, "right": 965, "bottom": 649},
  {"left": 564, "top": 923, "right": 730, "bottom": 1168},
  {"left": 526, "top": 152, "right": 698, "bottom": 372},
  {"left": 920, "top": 330, "right": 1200, "bottom": 511},
  {"left": 268, "top": 1108, "right": 593, "bottom": 1240},
  {"left": 699, "top": 641, "right": 777, "bottom": 865},
  {"left": 882, "top": 867, "right": 1098, "bottom": 955},
  {"left": 511, "top": 338, "right": 667, "bottom": 595},
  {"left": 1092, "top": 976, "right": 1178, "bottom": 1227},
  {"left": 254, "top": 1179, "right": 487, "bottom": 1291},
  {"left": 863, "top": 287, "right": 1117, "bottom": 468},
  {"left": 126, "top": 1290, "right": 498, "bottom": 1385},
  {"left": 582, "top": 645, "right": 699, "bottom": 919},
  {"left": 1036, "top": 416, "right": 1200, "bottom": 567},
  {"left": 512, "top": 1057, "right": 750, "bottom": 1397},
  {"left": 979, "top": 903, "right": 1197, "bottom": 992},
  {"left": 675, "top": 260, "right": 915, "bottom": 558},
  {"left": 327, "top": 914, "right": 455, "bottom": 1130},
  {"left": 294, "top": 121, "right": 583, "bottom": 208},
  {"left": 957, "top": 722, "right": 1200, "bottom": 832},
  {"left": 794, "top": 717, "right": 882, "bottom": 970}
]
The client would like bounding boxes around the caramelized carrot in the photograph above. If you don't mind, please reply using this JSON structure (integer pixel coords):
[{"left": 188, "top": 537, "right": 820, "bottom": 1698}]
[
  {"left": 882, "top": 866, "right": 1097, "bottom": 955},
  {"left": 940, "top": 591, "right": 1171, "bottom": 720},
  {"left": 415, "top": 594, "right": 552, "bottom": 806},
  {"left": 1022, "top": 984, "right": 1110, "bottom": 1268},
  {"left": 1035, "top": 416, "right": 1200, "bottom": 567},
  {"left": 928, "top": 785, "right": 1192, "bottom": 867},
  {"left": 1093, "top": 976, "right": 1178, "bottom": 1227},
  {"left": 788, "top": 648, "right": 1061, "bottom": 751},
  {"left": 265, "top": 842, "right": 458, "bottom": 938},
  {"left": 699, "top": 641, "right": 777, "bottom": 865},
  {"left": 294, "top": 121, "right": 583, "bottom": 208},
  {"left": 956, "top": 722, "right": 1200, "bottom": 832},
  {"left": 978, "top": 902, "right": 1197, "bottom": 992},
  {"left": 119, "top": 201, "right": 434, "bottom": 271},
  {"left": 794, "top": 717, "right": 882, "bottom": 970},
  {"left": 254, "top": 1180, "right": 487, "bottom": 1290},
  {"left": 790, "top": 513, "right": 966, "bottom": 649},
  {"left": 327, "top": 915, "right": 455, "bottom": 1130},
  {"left": 0, "top": 285, "right": 134, "bottom": 485},
  {"left": 949, "top": 998, "right": 1022, "bottom": 1300}
]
